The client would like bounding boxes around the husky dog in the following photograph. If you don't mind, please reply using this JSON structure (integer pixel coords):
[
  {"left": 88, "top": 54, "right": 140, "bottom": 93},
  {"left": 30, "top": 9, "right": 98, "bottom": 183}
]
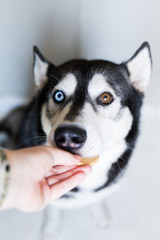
[{"left": 0, "top": 42, "right": 152, "bottom": 209}]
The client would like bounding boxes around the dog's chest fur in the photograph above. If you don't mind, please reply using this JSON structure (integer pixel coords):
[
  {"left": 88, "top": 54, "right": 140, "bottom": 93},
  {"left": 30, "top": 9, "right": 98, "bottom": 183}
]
[
  {"left": 52, "top": 141, "right": 127, "bottom": 208},
  {"left": 78, "top": 140, "right": 127, "bottom": 190}
]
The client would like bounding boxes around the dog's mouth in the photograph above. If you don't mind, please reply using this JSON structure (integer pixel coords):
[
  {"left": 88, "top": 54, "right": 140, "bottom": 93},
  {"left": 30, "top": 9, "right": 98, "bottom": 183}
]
[{"left": 47, "top": 124, "right": 101, "bottom": 161}]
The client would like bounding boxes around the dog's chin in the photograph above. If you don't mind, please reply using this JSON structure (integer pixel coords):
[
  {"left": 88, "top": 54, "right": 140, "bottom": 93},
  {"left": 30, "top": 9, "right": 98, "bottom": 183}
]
[
  {"left": 77, "top": 150, "right": 101, "bottom": 159},
  {"left": 70, "top": 146, "right": 102, "bottom": 159}
]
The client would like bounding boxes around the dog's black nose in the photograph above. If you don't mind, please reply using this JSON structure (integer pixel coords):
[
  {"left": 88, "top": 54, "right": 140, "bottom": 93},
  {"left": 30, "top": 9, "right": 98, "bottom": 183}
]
[{"left": 54, "top": 126, "right": 87, "bottom": 152}]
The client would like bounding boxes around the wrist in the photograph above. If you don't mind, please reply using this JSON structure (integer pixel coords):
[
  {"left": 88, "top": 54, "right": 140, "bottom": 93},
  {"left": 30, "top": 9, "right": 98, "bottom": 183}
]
[
  {"left": 0, "top": 148, "right": 11, "bottom": 210},
  {"left": 0, "top": 149, "right": 25, "bottom": 210}
]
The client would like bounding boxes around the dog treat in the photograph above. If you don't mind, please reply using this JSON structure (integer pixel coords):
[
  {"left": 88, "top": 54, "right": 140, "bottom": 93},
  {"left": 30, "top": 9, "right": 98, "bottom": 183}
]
[{"left": 78, "top": 155, "right": 99, "bottom": 166}]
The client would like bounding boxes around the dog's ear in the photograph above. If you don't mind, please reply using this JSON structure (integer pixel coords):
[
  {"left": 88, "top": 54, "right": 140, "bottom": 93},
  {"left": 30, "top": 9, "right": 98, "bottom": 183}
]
[
  {"left": 33, "top": 46, "right": 50, "bottom": 90},
  {"left": 124, "top": 42, "right": 152, "bottom": 93}
]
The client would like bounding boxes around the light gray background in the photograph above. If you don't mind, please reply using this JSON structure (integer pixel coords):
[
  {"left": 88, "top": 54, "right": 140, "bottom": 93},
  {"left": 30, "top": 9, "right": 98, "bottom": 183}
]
[
  {"left": 0, "top": 1, "right": 160, "bottom": 240},
  {"left": 0, "top": 0, "right": 160, "bottom": 106}
]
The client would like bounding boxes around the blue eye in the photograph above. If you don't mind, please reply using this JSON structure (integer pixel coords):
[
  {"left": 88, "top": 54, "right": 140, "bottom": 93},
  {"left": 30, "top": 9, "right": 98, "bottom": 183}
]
[{"left": 53, "top": 90, "right": 65, "bottom": 103}]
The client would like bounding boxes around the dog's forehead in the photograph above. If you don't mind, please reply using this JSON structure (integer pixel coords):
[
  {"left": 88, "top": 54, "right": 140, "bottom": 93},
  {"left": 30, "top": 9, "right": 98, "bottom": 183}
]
[
  {"left": 55, "top": 73, "right": 77, "bottom": 95},
  {"left": 48, "top": 60, "right": 130, "bottom": 101},
  {"left": 55, "top": 72, "right": 113, "bottom": 96}
]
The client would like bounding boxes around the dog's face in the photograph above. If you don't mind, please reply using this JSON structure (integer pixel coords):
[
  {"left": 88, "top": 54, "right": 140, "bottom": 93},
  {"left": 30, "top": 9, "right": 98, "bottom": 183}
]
[{"left": 33, "top": 43, "right": 151, "bottom": 158}]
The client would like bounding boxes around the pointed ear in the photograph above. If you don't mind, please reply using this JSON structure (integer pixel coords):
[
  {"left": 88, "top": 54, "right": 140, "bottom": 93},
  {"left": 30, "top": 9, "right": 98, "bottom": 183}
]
[
  {"left": 125, "top": 42, "right": 152, "bottom": 93},
  {"left": 33, "top": 46, "right": 50, "bottom": 90}
]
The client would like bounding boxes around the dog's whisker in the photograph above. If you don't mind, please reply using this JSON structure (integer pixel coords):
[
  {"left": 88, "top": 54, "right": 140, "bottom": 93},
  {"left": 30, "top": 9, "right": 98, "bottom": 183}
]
[
  {"left": 48, "top": 74, "right": 60, "bottom": 83},
  {"left": 126, "top": 146, "right": 134, "bottom": 150},
  {"left": 116, "top": 159, "right": 122, "bottom": 170},
  {"left": 101, "top": 62, "right": 112, "bottom": 76},
  {"left": 48, "top": 74, "right": 65, "bottom": 92},
  {"left": 17, "top": 135, "right": 46, "bottom": 148},
  {"left": 57, "top": 66, "right": 68, "bottom": 78},
  {"left": 119, "top": 156, "right": 127, "bottom": 163}
]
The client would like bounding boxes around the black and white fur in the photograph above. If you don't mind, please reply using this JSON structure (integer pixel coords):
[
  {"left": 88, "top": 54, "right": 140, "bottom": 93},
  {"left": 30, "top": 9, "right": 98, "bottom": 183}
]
[{"left": 0, "top": 42, "right": 152, "bottom": 209}]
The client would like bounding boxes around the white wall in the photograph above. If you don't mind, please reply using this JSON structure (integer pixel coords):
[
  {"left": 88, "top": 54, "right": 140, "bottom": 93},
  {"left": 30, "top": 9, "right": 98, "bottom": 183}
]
[
  {"left": 0, "top": 0, "right": 79, "bottom": 98},
  {"left": 79, "top": 0, "right": 160, "bottom": 106},
  {"left": 0, "top": 0, "right": 160, "bottom": 106},
  {"left": 0, "top": 2, "right": 160, "bottom": 239}
]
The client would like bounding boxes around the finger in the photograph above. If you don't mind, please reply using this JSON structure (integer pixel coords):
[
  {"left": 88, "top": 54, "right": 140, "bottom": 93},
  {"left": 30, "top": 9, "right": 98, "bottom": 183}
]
[
  {"left": 45, "top": 165, "right": 78, "bottom": 177},
  {"left": 30, "top": 146, "right": 81, "bottom": 174},
  {"left": 39, "top": 179, "right": 52, "bottom": 208},
  {"left": 47, "top": 165, "right": 92, "bottom": 185},
  {"left": 50, "top": 171, "right": 86, "bottom": 200},
  {"left": 50, "top": 147, "right": 81, "bottom": 166}
]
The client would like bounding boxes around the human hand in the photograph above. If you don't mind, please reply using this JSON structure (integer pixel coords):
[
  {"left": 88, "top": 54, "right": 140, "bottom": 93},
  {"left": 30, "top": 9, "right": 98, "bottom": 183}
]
[{"left": 1, "top": 146, "right": 91, "bottom": 212}]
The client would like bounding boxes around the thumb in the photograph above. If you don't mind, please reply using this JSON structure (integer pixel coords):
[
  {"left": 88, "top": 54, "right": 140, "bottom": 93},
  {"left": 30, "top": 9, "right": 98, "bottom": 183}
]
[{"left": 32, "top": 146, "right": 81, "bottom": 174}]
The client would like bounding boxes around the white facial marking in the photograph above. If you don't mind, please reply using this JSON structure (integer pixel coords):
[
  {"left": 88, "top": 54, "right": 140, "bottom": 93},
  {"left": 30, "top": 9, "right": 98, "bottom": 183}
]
[
  {"left": 55, "top": 73, "right": 77, "bottom": 96},
  {"left": 109, "top": 107, "right": 133, "bottom": 146},
  {"left": 73, "top": 101, "right": 132, "bottom": 156},
  {"left": 41, "top": 105, "right": 52, "bottom": 135},
  {"left": 88, "top": 73, "right": 115, "bottom": 98}
]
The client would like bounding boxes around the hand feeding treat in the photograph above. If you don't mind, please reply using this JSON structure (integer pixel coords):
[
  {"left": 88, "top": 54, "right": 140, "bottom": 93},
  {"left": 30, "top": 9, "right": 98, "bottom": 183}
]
[{"left": 78, "top": 155, "right": 99, "bottom": 166}]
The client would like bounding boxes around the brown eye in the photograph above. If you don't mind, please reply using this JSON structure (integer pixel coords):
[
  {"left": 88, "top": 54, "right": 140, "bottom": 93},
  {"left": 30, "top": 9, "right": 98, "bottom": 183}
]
[{"left": 98, "top": 92, "right": 113, "bottom": 105}]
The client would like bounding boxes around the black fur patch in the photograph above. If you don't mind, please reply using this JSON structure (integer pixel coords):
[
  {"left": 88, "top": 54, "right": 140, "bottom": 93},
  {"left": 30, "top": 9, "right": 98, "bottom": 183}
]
[
  {"left": 94, "top": 149, "right": 133, "bottom": 191},
  {"left": 15, "top": 98, "right": 46, "bottom": 149}
]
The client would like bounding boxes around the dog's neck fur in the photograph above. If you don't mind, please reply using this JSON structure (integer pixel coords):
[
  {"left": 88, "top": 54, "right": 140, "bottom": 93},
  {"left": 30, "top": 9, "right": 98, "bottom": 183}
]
[{"left": 79, "top": 140, "right": 127, "bottom": 191}]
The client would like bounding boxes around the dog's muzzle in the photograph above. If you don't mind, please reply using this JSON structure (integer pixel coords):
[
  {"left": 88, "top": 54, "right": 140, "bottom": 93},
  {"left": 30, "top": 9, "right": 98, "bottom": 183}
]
[{"left": 54, "top": 125, "right": 87, "bottom": 153}]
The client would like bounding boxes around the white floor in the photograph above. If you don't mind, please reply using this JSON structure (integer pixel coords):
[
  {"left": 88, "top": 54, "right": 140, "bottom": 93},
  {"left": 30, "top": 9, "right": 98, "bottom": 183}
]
[{"left": 0, "top": 103, "right": 160, "bottom": 240}]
